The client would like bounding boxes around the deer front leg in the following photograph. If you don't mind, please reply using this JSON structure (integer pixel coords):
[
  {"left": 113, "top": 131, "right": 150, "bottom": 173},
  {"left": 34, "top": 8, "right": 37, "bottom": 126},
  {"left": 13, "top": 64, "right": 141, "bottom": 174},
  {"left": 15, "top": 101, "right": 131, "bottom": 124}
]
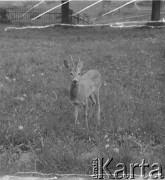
[
  {"left": 84, "top": 99, "right": 89, "bottom": 129},
  {"left": 74, "top": 105, "right": 79, "bottom": 125}
]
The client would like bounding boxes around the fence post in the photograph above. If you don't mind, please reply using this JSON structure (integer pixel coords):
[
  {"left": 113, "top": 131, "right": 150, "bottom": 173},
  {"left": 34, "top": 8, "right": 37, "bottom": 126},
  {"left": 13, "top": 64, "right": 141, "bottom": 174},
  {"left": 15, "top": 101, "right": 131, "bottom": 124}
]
[
  {"left": 151, "top": 0, "right": 161, "bottom": 21},
  {"left": 61, "top": 0, "right": 70, "bottom": 24}
]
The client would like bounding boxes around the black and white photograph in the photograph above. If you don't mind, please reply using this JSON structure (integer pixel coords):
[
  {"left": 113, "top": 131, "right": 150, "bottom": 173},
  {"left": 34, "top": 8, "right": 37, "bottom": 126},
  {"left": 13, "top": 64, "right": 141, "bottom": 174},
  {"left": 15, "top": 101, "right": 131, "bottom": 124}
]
[{"left": 0, "top": 0, "right": 164, "bottom": 179}]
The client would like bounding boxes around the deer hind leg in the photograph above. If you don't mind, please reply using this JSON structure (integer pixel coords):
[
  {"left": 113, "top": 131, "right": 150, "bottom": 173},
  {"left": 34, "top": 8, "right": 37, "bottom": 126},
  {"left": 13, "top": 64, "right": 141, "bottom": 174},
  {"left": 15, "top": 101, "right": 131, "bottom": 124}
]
[
  {"left": 90, "top": 93, "right": 96, "bottom": 105},
  {"left": 89, "top": 93, "right": 96, "bottom": 118},
  {"left": 84, "top": 99, "right": 89, "bottom": 129},
  {"left": 94, "top": 90, "right": 101, "bottom": 125}
]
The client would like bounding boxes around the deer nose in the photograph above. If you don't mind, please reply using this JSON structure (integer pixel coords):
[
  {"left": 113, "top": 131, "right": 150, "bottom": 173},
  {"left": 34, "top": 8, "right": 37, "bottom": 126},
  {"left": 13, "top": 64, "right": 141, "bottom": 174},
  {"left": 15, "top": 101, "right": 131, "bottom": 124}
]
[{"left": 73, "top": 80, "right": 78, "bottom": 84}]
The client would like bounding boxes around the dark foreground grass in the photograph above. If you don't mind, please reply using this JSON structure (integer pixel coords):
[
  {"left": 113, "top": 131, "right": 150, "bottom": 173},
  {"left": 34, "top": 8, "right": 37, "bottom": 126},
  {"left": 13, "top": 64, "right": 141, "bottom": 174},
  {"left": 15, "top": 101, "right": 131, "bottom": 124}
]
[{"left": 0, "top": 24, "right": 164, "bottom": 175}]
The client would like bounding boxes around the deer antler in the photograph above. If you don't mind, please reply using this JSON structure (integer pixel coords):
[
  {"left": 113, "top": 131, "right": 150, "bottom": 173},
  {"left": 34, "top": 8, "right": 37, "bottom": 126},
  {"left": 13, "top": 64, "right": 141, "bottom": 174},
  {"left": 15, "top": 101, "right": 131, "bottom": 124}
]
[
  {"left": 77, "top": 57, "right": 81, "bottom": 67},
  {"left": 70, "top": 55, "right": 75, "bottom": 67}
]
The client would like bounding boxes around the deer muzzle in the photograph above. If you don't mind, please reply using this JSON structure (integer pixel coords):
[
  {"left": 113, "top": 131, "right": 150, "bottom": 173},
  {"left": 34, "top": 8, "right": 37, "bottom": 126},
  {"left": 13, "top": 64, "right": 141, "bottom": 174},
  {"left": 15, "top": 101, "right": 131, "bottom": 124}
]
[{"left": 72, "top": 80, "right": 78, "bottom": 84}]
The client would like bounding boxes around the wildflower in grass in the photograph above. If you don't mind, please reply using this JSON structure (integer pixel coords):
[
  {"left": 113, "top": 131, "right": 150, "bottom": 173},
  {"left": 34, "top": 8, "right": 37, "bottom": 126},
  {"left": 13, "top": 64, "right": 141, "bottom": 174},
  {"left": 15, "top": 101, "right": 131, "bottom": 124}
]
[
  {"left": 104, "top": 135, "right": 108, "bottom": 139},
  {"left": 105, "top": 144, "right": 110, "bottom": 149},
  {"left": 19, "top": 126, "right": 23, "bottom": 130},
  {"left": 113, "top": 148, "right": 119, "bottom": 153},
  {"left": 16, "top": 96, "right": 25, "bottom": 101},
  {"left": 5, "top": 76, "right": 11, "bottom": 81},
  {"left": 0, "top": 83, "right": 4, "bottom": 88}
]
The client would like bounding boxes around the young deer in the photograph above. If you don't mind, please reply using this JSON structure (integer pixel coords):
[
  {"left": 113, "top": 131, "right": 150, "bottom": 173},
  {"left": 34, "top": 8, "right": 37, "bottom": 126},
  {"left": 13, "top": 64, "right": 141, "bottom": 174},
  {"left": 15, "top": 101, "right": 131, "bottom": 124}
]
[{"left": 64, "top": 57, "right": 102, "bottom": 129}]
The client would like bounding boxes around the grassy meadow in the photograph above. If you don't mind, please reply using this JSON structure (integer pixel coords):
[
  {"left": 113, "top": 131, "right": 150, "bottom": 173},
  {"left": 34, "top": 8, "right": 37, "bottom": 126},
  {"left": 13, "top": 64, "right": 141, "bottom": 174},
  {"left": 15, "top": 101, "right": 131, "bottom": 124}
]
[{"left": 0, "top": 24, "right": 164, "bottom": 175}]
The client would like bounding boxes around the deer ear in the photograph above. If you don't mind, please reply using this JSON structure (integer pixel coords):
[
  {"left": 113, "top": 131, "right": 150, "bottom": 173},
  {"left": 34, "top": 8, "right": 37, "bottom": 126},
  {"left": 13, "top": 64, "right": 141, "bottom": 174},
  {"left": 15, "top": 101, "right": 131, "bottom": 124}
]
[{"left": 63, "top": 60, "right": 70, "bottom": 69}]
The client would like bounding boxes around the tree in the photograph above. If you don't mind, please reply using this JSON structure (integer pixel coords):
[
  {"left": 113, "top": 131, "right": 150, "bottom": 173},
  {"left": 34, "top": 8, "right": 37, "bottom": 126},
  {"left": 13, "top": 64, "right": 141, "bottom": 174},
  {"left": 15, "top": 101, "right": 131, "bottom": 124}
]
[{"left": 151, "top": 0, "right": 161, "bottom": 21}]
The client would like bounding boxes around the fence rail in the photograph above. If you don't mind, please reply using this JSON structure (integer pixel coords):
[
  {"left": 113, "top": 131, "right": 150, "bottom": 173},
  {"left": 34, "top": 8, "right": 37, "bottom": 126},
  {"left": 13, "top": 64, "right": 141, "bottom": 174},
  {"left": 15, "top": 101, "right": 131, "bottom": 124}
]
[
  {"left": 0, "top": 7, "right": 91, "bottom": 25},
  {"left": 71, "top": 14, "right": 91, "bottom": 24}
]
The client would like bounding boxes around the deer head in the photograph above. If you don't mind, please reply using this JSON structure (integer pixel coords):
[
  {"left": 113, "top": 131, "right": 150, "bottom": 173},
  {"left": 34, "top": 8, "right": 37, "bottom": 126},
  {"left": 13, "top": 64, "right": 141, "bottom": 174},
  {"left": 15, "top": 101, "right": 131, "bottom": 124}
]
[{"left": 64, "top": 56, "right": 83, "bottom": 85}]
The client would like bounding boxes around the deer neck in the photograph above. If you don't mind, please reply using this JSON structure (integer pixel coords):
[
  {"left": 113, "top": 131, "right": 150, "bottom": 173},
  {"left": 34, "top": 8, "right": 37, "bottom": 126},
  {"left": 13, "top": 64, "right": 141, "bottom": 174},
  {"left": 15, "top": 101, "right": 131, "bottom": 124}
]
[{"left": 70, "top": 82, "right": 79, "bottom": 101}]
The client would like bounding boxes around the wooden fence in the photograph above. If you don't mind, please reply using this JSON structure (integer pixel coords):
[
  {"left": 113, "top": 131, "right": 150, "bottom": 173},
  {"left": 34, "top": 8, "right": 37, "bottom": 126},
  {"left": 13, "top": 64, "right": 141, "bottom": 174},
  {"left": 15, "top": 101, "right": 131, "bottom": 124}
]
[{"left": 1, "top": 8, "right": 91, "bottom": 25}]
